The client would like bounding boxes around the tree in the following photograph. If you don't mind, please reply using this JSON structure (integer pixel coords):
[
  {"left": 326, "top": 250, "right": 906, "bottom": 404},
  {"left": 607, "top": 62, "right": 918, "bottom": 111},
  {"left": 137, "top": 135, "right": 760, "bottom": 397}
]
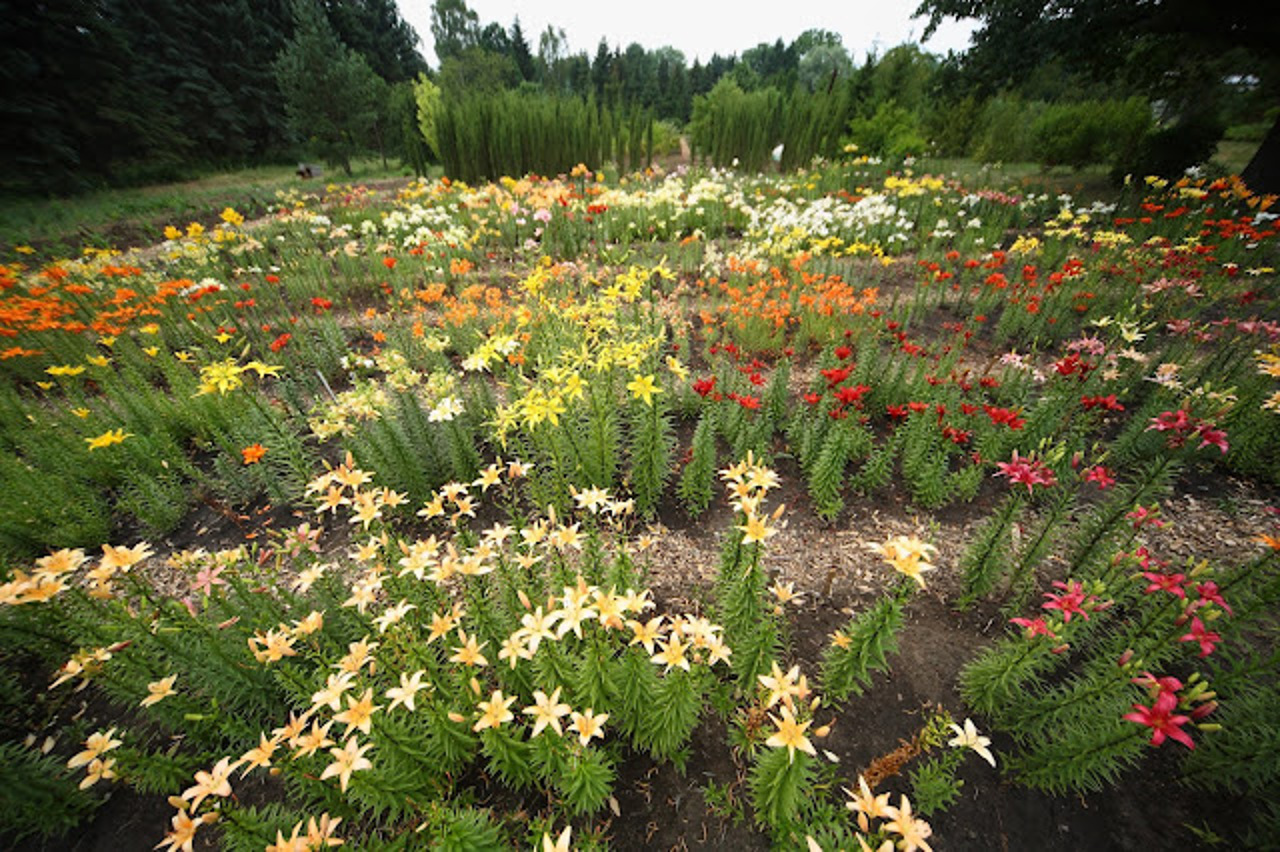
[
  {"left": 509, "top": 19, "right": 536, "bottom": 82},
  {"left": 430, "top": 0, "right": 478, "bottom": 66},
  {"left": 798, "top": 44, "right": 853, "bottom": 93},
  {"left": 274, "top": 0, "right": 381, "bottom": 174},
  {"left": 916, "top": 0, "right": 1280, "bottom": 191}
]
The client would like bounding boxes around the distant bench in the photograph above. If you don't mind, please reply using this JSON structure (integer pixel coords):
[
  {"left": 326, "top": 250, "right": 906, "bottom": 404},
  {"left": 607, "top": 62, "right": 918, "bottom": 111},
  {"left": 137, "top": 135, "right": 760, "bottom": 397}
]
[{"left": 296, "top": 163, "right": 324, "bottom": 179}]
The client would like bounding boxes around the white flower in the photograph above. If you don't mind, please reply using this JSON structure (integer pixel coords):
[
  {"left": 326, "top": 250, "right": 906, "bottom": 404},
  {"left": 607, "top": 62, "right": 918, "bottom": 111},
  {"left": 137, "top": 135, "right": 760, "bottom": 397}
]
[{"left": 948, "top": 718, "right": 995, "bottom": 767}]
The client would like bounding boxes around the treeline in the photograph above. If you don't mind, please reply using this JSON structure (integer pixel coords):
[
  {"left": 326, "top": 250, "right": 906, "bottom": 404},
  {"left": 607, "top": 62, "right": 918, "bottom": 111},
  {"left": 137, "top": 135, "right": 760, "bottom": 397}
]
[
  {"left": 1, "top": 0, "right": 426, "bottom": 194},
  {"left": 7, "top": 0, "right": 1274, "bottom": 196}
]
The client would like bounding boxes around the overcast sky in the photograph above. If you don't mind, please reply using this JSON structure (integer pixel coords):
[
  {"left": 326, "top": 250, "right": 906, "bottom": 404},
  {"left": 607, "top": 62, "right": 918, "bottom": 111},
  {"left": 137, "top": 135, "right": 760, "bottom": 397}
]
[{"left": 397, "top": 0, "right": 978, "bottom": 67}]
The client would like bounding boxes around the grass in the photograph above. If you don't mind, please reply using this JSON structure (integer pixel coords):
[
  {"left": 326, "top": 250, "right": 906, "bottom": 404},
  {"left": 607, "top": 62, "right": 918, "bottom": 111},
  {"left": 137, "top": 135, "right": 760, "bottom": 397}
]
[
  {"left": 0, "top": 158, "right": 418, "bottom": 261},
  {"left": 916, "top": 157, "right": 1117, "bottom": 202},
  {"left": 1212, "top": 140, "right": 1261, "bottom": 175}
]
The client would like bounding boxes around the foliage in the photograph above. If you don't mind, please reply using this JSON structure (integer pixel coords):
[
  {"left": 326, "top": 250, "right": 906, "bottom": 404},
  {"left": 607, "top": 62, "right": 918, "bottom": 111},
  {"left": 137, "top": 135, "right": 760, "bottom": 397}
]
[{"left": 274, "top": 1, "right": 383, "bottom": 176}]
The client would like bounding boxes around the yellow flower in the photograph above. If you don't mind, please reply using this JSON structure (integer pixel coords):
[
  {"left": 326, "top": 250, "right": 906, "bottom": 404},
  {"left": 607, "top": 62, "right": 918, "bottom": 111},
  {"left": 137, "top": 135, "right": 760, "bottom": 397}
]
[
  {"left": 542, "top": 825, "right": 573, "bottom": 852},
  {"left": 473, "top": 689, "right": 516, "bottom": 732},
  {"left": 163, "top": 225, "right": 183, "bottom": 240},
  {"left": 86, "top": 355, "right": 111, "bottom": 367},
  {"left": 737, "top": 512, "right": 776, "bottom": 546},
  {"left": 220, "top": 207, "right": 245, "bottom": 227},
  {"left": 181, "top": 756, "right": 234, "bottom": 810},
  {"left": 569, "top": 708, "right": 608, "bottom": 746},
  {"left": 239, "top": 733, "right": 279, "bottom": 777},
  {"left": 15, "top": 244, "right": 35, "bottom": 254},
  {"left": 523, "top": 687, "right": 572, "bottom": 737},
  {"left": 651, "top": 635, "right": 690, "bottom": 672},
  {"left": 628, "top": 616, "right": 664, "bottom": 654},
  {"left": 80, "top": 757, "right": 118, "bottom": 789},
  {"left": 86, "top": 429, "right": 133, "bottom": 451},
  {"left": 757, "top": 661, "right": 809, "bottom": 709},
  {"left": 626, "top": 373, "right": 661, "bottom": 406},
  {"left": 140, "top": 675, "right": 178, "bottom": 707},
  {"left": 334, "top": 688, "right": 381, "bottom": 735},
  {"left": 46, "top": 364, "right": 86, "bottom": 376},
  {"left": 882, "top": 795, "right": 933, "bottom": 852},
  {"left": 765, "top": 704, "right": 816, "bottom": 762},
  {"left": 866, "top": 535, "right": 937, "bottom": 590},
  {"left": 68, "top": 728, "right": 122, "bottom": 769},
  {"left": 844, "top": 774, "right": 894, "bottom": 833},
  {"left": 196, "top": 359, "right": 245, "bottom": 395},
  {"left": 449, "top": 630, "right": 489, "bottom": 667}
]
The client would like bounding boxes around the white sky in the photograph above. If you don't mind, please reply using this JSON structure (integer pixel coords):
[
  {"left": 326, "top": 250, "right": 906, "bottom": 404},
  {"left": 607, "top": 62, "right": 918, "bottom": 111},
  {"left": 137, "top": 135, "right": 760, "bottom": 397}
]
[{"left": 397, "top": 0, "right": 978, "bottom": 67}]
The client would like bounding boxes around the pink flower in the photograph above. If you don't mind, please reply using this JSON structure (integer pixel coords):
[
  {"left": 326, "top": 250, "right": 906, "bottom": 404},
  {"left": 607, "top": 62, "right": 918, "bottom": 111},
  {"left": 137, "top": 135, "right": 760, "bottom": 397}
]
[
  {"left": 994, "top": 451, "right": 1057, "bottom": 493},
  {"left": 1179, "top": 617, "right": 1221, "bottom": 658},
  {"left": 533, "top": 208, "right": 552, "bottom": 224},
  {"left": 1123, "top": 689, "right": 1195, "bottom": 748}
]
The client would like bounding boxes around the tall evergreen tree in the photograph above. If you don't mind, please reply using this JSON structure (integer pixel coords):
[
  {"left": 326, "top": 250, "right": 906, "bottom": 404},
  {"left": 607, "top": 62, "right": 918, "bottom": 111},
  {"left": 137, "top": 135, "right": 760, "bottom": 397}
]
[
  {"left": 274, "top": 0, "right": 381, "bottom": 174},
  {"left": 509, "top": 18, "right": 536, "bottom": 81}
]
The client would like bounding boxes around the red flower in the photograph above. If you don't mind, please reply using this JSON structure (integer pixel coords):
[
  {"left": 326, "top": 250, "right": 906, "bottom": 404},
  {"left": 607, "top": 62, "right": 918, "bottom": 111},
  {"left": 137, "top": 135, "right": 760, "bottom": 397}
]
[
  {"left": 1041, "top": 579, "right": 1094, "bottom": 622},
  {"left": 1126, "top": 505, "right": 1165, "bottom": 529},
  {"left": 692, "top": 376, "right": 717, "bottom": 397},
  {"left": 834, "top": 384, "right": 870, "bottom": 407},
  {"left": 803, "top": 392, "right": 822, "bottom": 406},
  {"left": 983, "top": 405, "right": 1025, "bottom": 429},
  {"left": 1179, "top": 617, "right": 1221, "bottom": 658},
  {"left": 834, "top": 345, "right": 852, "bottom": 360},
  {"left": 1009, "top": 616, "right": 1056, "bottom": 639},
  {"left": 1084, "top": 466, "right": 1116, "bottom": 489},
  {"left": 1141, "top": 571, "right": 1186, "bottom": 599},
  {"left": 1195, "top": 424, "right": 1229, "bottom": 454},
  {"left": 821, "top": 365, "right": 852, "bottom": 387},
  {"left": 241, "top": 443, "right": 267, "bottom": 465},
  {"left": 1192, "top": 581, "right": 1232, "bottom": 615},
  {"left": 311, "top": 297, "right": 333, "bottom": 312},
  {"left": 382, "top": 257, "right": 397, "bottom": 269},
  {"left": 1081, "top": 394, "right": 1125, "bottom": 412},
  {"left": 1148, "top": 409, "right": 1192, "bottom": 433},
  {"left": 1123, "top": 690, "right": 1195, "bottom": 748},
  {"left": 735, "top": 394, "right": 761, "bottom": 410},
  {"left": 269, "top": 333, "right": 292, "bottom": 352}
]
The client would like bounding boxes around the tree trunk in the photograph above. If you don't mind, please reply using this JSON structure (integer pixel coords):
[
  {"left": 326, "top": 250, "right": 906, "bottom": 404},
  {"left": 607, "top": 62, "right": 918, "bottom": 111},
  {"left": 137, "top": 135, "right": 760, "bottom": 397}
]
[{"left": 1241, "top": 114, "right": 1280, "bottom": 195}]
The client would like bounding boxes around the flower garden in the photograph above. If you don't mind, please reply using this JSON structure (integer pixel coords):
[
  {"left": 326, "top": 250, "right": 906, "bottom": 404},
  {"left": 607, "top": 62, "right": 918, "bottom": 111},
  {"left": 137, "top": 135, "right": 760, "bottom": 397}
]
[{"left": 2, "top": 156, "right": 1279, "bottom": 850}]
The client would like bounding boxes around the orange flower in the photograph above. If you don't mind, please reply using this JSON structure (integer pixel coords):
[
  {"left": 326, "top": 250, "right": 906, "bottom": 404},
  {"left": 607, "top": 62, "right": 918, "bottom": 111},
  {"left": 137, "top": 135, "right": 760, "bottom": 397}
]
[{"left": 241, "top": 444, "right": 267, "bottom": 465}]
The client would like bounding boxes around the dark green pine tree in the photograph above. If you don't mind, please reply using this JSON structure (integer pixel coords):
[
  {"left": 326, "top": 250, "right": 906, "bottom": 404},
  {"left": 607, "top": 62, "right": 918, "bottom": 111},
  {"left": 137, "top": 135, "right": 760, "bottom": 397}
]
[
  {"left": 509, "top": 18, "right": 536, "bottom": 82},
  {"left": 274, "top": 0, "right": 381, "bottom": 174}
]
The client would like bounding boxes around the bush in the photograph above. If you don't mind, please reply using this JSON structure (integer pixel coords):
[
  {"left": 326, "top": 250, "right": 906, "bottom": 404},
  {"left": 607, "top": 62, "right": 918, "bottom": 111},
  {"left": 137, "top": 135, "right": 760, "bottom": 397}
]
[
  {"left": 847, "top": 101, "right": 926, "bottom": 161},
  {"left": 1112, "top": 114, "right": 1224, "bottom": 181},
  {"left": 1030, "top": 98, "right": 1151, "bottom": 170},
  {"left": 970, "top": 96, "right": 1044, "bottom": 164}
]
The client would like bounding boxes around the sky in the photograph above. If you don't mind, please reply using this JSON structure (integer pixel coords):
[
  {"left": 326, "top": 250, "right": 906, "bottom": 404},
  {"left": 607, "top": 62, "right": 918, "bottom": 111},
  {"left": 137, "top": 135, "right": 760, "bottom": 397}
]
[{"left": 397, "top": 0, "right": 979, "bottom": 67}]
